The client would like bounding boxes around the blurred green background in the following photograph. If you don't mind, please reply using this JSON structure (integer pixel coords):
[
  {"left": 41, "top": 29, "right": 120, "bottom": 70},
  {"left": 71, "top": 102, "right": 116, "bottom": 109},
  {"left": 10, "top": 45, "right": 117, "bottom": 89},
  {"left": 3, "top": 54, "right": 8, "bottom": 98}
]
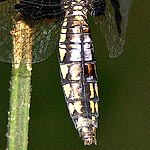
[{"left": 0, "top": 0, "right": 150, "bottom": 150}]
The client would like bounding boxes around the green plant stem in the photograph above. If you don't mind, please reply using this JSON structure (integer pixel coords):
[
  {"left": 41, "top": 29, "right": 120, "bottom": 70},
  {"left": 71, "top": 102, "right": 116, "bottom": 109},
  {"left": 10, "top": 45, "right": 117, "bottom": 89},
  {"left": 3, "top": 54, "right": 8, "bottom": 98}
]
[{"left": 7, "top": 63, "right": 32, "bottom": 150}]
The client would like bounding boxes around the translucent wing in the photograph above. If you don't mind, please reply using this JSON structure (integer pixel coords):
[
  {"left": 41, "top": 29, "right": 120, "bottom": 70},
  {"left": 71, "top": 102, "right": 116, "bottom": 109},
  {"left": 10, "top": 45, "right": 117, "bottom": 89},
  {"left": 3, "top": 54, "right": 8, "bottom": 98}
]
[
  {"left": 0, "top": 0, "right": 64, "bottom": 63},
  {"left": 93, "top": 0, "right": 132, "bottom": 57}
]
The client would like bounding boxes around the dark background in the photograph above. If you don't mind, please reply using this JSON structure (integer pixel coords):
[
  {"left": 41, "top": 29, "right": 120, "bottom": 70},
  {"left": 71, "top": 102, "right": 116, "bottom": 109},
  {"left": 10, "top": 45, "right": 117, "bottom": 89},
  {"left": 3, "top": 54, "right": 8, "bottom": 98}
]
[{"left": 0, "top": 1, "right": 150, "bottom": 149}]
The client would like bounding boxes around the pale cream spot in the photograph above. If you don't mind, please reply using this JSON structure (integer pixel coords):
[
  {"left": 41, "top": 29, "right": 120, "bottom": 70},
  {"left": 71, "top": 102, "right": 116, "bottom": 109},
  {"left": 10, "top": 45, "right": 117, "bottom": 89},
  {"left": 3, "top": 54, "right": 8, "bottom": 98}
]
[
  {"left": 84, "top": 34, "right": 91, "bottom": 42},
  {"left": 76, "top": 0, "right": 81, "bottom": 3},
  {"left": 70, "top": 64, "right": 80, "bottom": 80},
  {"left": 74, "top": 101, "right": 82, "bottom": 114},
  {"left": 62, "top": 21, "right": 67, "bottom": 27},
  {"left": 75, "top": 15, "right": 84, "bottom": 21},
  {"left": 92, "top": 116, "right": 96, "bottom": 122},
  {"left": 77, "top": 116, "right": 85, "bottom": 128},
  {"left": 59, "top": 34, "right": 66, "bottom": 42},
  {"left": 72, "top": 83, "right": 80, "bottom": 99},
  {"left": 72, "top": 20, "right": 80, "bottom": 26},
  {"left": 89, "top": 83, "right": 94, "bottom": 98},
  {"left": 61, "top": 28, "right": 67, "bottom": 34},
  {"left": 74, "top": 6, "right": 83, "bottom": 10},
  {"left": 71, "top": 2, "right": 76, "bottom": 5},
  {"left": 68, "top": 103, "right": 75, "bottom": 114},
  {"left": 77, "top": 117, "right": 92, "bottom": 127},
  {"left": 27, "top": 64, "right": 32, "bottom": 72},
  {"left": 70, "top": 49, "right": 81, "bottom": 61},
  {"left": 72, "top": 20, "right": 87, "bottom": 26},
  {"left": 63, "top": 84, "right": 71, "bottom": 98},
  {"left": 59, "top": 44, "right": 66, "bottom": 49},
  {"left": 89, "top": 101, "right": 95, "bottom": 113},
  {"left": 70, "top": 34, "right": 81, "bottom": 43},
  {"left": 82, "top": 126, "right": 88, "bottom": 132},
  {"left": 64, "top": 5, "right": 68, "bottom": 9},
  {"left": 59, "top": 48, "right": 66, "bottom": 61},
  {"left": 69, "top": 44, "right": 81, "bottom": 49},
  {"left": 14, "top": 63, "right": 20, "bottom": 69},
  {"left": 60, "top": 64, "right": 68, "bottom": 79},
  {"left": 71, "top": 27, "right": 80, "bottom": 33},
  {"left": 72, "top": 10, "right": 86, "bottom": 16}
]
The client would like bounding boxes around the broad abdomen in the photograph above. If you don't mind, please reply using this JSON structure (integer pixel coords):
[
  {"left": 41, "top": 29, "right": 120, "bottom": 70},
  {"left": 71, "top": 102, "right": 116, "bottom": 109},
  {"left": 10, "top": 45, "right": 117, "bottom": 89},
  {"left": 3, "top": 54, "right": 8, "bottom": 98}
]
[{"left": 58, "top": 4, "right": 99, "bottom": 145}]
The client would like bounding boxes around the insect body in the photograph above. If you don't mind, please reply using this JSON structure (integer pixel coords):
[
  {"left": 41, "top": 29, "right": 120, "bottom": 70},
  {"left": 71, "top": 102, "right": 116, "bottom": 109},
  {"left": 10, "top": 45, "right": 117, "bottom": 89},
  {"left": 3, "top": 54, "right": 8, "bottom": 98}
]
[
  {"left": 59, "top": 0, "right": 99, "bottom": 145},
  {"left": 0, "top": 0, "right": 131, "bottom": 145}
]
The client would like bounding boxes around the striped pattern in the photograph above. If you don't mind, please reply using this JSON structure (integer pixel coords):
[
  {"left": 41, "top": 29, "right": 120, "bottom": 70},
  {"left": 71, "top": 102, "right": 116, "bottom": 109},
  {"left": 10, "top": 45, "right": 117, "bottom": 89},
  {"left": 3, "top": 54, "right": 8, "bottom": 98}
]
[{"left": 59, "top": 0, "right": 99, "bottom": 145}]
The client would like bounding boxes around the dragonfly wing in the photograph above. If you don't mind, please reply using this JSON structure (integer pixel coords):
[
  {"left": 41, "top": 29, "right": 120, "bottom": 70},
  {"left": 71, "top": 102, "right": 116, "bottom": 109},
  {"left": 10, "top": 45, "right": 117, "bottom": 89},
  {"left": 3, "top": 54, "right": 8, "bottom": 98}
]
[
  {"left": 94, "top": 0, "right": 132, "bottom": 58},
  {"left": 0, "top": 1, "right": 17, "bottom": 63},
  {"left": 29, "top": 19, "right": 60, "bottom": 63},
  {"left": 0, "top": 0, "right": 62, "bottom": 63}
]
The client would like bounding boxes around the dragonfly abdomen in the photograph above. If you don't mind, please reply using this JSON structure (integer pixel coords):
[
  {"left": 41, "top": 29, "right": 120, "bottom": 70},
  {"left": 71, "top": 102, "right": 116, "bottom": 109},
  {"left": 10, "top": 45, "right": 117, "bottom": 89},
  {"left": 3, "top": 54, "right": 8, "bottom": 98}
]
[{"left": 59, "top": 0, "right": 99, "bottom": 145}]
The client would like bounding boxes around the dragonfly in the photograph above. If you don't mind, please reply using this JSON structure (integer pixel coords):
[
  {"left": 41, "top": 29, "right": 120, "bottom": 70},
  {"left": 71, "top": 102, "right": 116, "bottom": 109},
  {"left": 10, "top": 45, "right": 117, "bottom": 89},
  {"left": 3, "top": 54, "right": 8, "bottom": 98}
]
[{"left": 0, "top": 0, "right": 131, "bottom": 145}]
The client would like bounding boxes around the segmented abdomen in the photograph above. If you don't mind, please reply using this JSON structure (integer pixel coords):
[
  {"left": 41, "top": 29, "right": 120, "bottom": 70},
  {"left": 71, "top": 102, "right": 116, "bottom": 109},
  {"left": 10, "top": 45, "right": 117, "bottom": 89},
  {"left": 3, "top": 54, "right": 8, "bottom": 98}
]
[{"left": 58, "top": 3, "right": 99, "bottom": 145}]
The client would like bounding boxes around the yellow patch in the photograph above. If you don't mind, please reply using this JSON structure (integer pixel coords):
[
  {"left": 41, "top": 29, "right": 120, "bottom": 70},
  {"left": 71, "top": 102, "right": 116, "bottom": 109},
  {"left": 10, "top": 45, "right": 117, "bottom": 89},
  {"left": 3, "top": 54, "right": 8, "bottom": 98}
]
[
  {"left": 95, "top": 83, "right": 99, "bottom": 96},
  {"left": 89, "top": 101, "right": 95, "bottom": 113},
  {"left": 95, "top": 102, "right": 98, "bottom": 113},
  {"left": 63, "top": 84, "right": 71, "bottom": 98},
  {"left": 89, "top": 83, "right": 94, "bottom": 98}
]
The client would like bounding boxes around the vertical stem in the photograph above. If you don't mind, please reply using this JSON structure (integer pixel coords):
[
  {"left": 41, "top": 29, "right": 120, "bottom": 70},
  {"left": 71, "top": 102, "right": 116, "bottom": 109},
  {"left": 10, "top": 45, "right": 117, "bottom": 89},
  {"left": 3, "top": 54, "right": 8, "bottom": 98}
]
[
  {"left": 7, "top": 18, "right": 33, "bottom": 150},
  {"left": 7, "top": 64, "right": 31, "bottom": 150}
]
